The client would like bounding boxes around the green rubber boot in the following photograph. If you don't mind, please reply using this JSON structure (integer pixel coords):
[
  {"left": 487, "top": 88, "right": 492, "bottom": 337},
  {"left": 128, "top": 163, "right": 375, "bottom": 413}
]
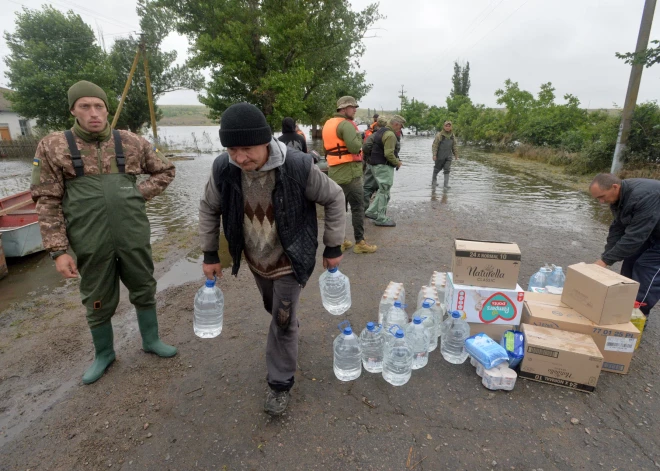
[
  {"left": 136, "top": 308, "right": 177, "bottom": 357},
  {"left": 82, "top": 321, "right": 116, "bottom": 385}
]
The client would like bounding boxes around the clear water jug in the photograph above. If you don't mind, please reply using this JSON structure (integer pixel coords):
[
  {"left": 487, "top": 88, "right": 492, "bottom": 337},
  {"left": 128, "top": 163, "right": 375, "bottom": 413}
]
[
  {"left": 333, "top": 321, "right": 362, "bottom": 381},
  {"left": 319, "top": 267, "right": 351, "bottom": 315},
  {"left": 359, "top": 322, "right": 385, "bottom": 373},
  {"left": 383, "top": 300, "right": 409, "bottom": 338},
  {"left": 546, "top": 266, "right": 566, "bottom": 289},
  {"left": 441, "top": 310, "right": 470, "bottom": 364},
  {"left": 405, "top": 316, "right": 431, "bottom": 369},
  {"left": 194, "top": 278, "right": 225, "bottom": 338},
  {"left": 527, "top": 266, "right": 552, "bottom": 291},
  {"left": 382, "top": 326, "right": 413, "bottom": 386},
  {"left": 412, "top": 299, "right": 438, "bottom": 352}
]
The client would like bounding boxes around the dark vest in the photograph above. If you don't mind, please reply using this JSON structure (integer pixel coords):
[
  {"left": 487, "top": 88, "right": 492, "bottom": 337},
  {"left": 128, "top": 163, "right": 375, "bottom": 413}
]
[
  {"left": 212, "top": 149, "right": 318, "bottom": 286},
  {"left": 369, "top": 127, "right": 399, "bottom": 166}
]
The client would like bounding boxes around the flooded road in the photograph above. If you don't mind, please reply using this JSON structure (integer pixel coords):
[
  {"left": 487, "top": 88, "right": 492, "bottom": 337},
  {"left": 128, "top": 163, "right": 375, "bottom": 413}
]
[{"left": 0, "top": 125, "right": 610, "bottom": 311}]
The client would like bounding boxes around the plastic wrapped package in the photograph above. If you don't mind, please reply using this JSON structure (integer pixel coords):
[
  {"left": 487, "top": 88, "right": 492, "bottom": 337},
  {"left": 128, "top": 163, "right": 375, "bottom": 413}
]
[
  {"left": 464, "top": 333, "right": 510, "bottom": 369},
  {"left": 500, "top": 330, "right": 525, "bottom": 368}
]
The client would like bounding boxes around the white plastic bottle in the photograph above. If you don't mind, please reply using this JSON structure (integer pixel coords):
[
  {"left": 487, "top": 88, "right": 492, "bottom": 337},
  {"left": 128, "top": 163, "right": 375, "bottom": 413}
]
[
  {"left": 333, "top": 321, "right": 362, "bottom": 381},
  {"left": 441, "top": 310, "right": 470, "bottom": 364},
  {"left": 359, "top": 322, "right": 385, "bottom": 373},
  {"left": 382, "top": 326, "right": 413, "bottom": 386},
  {"left": 319, "top": 267, "right": 351, "bottom": 315},
  {"left": 405, "top": 316, "right": 430, "bottom": 369}
]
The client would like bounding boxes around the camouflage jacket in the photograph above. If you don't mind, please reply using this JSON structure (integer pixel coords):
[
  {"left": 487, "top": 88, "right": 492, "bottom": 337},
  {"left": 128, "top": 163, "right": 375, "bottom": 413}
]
[{"left": 30, "top": 128, "right": 175, "bottom": 251}]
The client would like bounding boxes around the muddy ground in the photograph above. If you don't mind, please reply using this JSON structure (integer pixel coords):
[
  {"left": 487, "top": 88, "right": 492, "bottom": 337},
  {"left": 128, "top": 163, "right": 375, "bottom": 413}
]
[{"left": 1, "top": 176, "right": 659, "bottom": 471}]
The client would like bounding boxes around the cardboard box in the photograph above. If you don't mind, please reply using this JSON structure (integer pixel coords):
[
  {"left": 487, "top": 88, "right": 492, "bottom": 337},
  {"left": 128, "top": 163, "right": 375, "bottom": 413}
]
[
  {"left": 468, "top": 323, "right": 514, "bottom": 342},
  {"left": 520, "top": 324, "right": 603, "bottom": 393},
  {"left": 522, "top": 294, "right": 640, "bottom": 374},
  {"left": 451, "top": 239, "right": 521, "bottom": 289},
  {"left": 561, "top": 263, "right": 639, "bottom": 325},
  {"left": 445, "top": 273, "right": 524, "bottom": 325}
]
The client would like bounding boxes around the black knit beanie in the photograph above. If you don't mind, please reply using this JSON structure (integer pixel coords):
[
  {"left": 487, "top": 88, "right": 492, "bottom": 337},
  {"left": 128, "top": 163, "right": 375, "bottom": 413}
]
[{"left": 219, "top": 103, "right": 272, "bottom": 147}]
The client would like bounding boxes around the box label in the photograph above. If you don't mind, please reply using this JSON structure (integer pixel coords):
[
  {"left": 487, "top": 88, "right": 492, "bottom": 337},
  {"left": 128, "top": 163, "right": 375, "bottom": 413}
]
[
  {"left": 604, "top": 336, "right": 636, "bottom": 353},
  {"left": 518, "top": 371, "right": 596, "bottom": 392},
  {"left": 480, "top": 293, "right": 519, "bottom": 323},
  {"left": 527, "top": 346, "right": 559, "bottom": 358},
  {"left": 456, "top": 250, "right": 522, "bottom": 261},
  {"left": 602, "top": 362, "right": 625, "bottom": 372}
]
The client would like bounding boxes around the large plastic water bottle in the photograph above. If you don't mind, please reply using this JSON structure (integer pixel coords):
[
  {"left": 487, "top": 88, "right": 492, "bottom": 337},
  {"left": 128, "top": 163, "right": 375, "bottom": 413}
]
[
  {"left": 193, "top": 278, "right": 225, "bottom": 338},
  {"left": 383, "top": 300, "right": 409, "bottom": 337},
  {"left": 382, "top": 326, "right": 413, "bottom": 386},
  {"left": 359, "top": 322, "right": 385, "bottom": 373},
  {"left": 412, "top": 299, "right": 438, "bottom": 352},
  {"left": 319, "top": 267, "right": 351, "bottom": 315},
  {"left": 527, "top": 266, "right": 552, "bottom": 291},
  {"left": 441, "top": 310, "right": 470, "bottom": 364},
  {"left": 546, "top": 266, "right": 566, "bottom": 289},
  {"left": 333, "top": 320, "right": 362, "bottom": 381},
  {"left": 405, "top": 316, "right": 431, "bottom": 369}
]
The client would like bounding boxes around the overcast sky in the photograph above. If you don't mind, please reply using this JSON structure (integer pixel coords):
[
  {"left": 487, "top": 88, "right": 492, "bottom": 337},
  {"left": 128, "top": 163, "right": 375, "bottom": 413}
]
[{"left": 1, "top": 0, "right": 658, "bottom": 110}]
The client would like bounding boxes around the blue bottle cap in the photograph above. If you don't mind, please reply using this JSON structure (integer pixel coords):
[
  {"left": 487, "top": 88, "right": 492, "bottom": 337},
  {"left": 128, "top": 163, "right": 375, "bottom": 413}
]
[
  {"left": 366, "top": 321, "right": 375, "bottom": 331},
  {"left": 328, "top": 267, "right": 338, "bottom": 273},
  {"left": 395, "top": 329, "right": 404, "bottom": 338},
  {"left": 343, "top": 326, "right": 352, "bottom": 335},
  {"left": 393, "top": 300, "right": 402, "bottom": 308},
  {"left": 422, "top": 300, "right": 431, "bottom": 308},
  {"left": 451, "top": 310, "right": 461, "bottom": 319},
  {"left": 205, "top": 279, "right": 216, "bottom": 288},
  {"left": 413, "top": 316, "right": 422, "bottom": 324}
]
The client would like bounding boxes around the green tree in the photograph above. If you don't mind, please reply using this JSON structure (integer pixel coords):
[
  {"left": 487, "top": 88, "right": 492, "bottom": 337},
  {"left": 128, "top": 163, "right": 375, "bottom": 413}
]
[
  {"left": 401, "top": 97, "right": 430, "bottom": 134},
  {"left": 616, "top": 40, "right": 660, "bottom": 68},
  {"left": 109, "top": 1, "right": 204, "bottom": 132},
  {"left": 494, "top": 79, "right": 534, "bottom": 140},
  {"left": 449, "top": 60, "right": 470, "bottom": 99},
  {"left": 3, "top": 6, "right": 115, "bottom": 129},
  {"left": 156, "top": 0, "right": 382, "bottom": 128}
]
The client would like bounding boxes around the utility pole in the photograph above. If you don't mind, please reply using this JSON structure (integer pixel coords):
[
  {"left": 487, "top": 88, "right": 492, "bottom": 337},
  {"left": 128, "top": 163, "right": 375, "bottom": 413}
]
[
  {"left": 399, "top": 84, "right": 407, "bottom": 112},
  {"left": 611, "top": 0, "right": 657, "bottom": 174}
]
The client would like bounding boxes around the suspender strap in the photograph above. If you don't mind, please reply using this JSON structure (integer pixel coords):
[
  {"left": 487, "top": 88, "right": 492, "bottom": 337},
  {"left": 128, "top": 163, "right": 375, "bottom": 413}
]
[
  {"left": 112, "top": 130, "right": 125, "bottom": 174},
  {"left": 64, "top": 130, "right": 84, "bottom": 178}
]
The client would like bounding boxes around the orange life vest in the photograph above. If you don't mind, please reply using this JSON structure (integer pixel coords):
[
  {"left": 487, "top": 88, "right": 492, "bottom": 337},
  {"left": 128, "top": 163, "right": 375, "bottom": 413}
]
[{"left": 322, "top": 117, "right": 363, "bottom": 166}]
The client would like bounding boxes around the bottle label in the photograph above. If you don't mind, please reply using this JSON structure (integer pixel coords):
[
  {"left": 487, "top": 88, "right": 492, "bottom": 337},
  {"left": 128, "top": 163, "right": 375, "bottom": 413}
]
[{"left": 367, "top": 358, "right": 382, "bottom": 368}]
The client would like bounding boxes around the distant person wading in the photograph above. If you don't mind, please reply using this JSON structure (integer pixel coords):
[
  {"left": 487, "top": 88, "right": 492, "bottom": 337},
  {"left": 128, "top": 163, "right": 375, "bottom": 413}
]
[{"left": 431, "top": 121, "right": 459, "bottom": 188}]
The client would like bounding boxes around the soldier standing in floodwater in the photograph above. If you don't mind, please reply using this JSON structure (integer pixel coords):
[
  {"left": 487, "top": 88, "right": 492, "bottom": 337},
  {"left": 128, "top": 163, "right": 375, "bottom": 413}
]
[
  {"left": 30, "top": 80, "right": 177, "bottom": 385},
  {"left": 431, "top": 121, "right": 459, "bottom": 188}
]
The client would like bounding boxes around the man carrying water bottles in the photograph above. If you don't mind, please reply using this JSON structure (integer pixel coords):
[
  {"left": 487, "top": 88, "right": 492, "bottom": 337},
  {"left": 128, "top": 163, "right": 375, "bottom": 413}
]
[
  {"left": 199, "top": 102, "right": 346, "bottom": 416},
  {"left": 590, "top": 173, "right": 660, "bottom": 325},
  {"left": 30, "top": 80, "right": 177, "bottom": 385}
]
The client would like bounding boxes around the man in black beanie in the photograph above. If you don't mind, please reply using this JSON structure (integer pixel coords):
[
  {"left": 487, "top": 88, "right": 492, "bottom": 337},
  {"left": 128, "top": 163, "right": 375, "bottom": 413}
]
[{"left": 199, "top": 102, "right": 346, "bottom": 416}]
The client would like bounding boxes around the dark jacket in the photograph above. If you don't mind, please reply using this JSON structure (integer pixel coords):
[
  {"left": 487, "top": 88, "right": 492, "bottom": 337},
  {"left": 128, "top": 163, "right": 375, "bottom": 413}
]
[
  {"left": 199, "top": 142, "right": 345, "bottom": 286},
  {"left": 369, "top": 126, "right": 401, "bottom": 167},
  {"left": 602, "top": 178, "right": 660, "bottom": 265},
  {"left": 278, "top": 117, "right": 307, "bottom": 153}
]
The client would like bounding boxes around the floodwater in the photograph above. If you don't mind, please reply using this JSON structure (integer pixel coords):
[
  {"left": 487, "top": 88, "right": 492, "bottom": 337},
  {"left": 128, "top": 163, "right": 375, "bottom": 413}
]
[{"left": 0, "top": 125, "right": 611, "bottom": 311}]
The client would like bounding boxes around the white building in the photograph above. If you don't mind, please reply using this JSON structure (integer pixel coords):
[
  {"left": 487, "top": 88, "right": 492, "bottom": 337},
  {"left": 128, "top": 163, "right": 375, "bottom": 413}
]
[{"left": 0, "top": 87, "right": 37, "bottom": 140}]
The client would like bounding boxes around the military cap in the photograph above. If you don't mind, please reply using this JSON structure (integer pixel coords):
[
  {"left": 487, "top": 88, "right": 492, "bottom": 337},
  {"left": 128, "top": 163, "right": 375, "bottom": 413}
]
[{"left": 336, "top": 96, "right": 359, "bottom": 110}]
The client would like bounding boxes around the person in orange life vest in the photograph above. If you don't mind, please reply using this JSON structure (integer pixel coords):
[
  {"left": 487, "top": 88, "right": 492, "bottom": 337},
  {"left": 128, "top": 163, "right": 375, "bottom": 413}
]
[
  {"left": 295, "top": 125, "right": 306, "bottom": 140},
  {"left": 322, "top": 96, "right": 377, "bottom": 254},
  {"left": 363, "top": 113, "right": 379, "bottom": 142}
]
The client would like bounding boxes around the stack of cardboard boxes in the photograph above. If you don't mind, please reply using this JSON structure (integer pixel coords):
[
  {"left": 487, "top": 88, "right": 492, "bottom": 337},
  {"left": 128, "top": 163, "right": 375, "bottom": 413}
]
[
  {"left": 444, "top": 239, "right": 524, "bottom": 341},
  {"left": 520, "top": 262, "right": 640, "bottom": 392}
]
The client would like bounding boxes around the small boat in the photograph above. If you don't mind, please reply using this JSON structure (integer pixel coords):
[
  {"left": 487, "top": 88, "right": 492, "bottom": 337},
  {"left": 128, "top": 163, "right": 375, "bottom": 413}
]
[{"left": 0, "top": 190, "right": 44, "bottom": 257}]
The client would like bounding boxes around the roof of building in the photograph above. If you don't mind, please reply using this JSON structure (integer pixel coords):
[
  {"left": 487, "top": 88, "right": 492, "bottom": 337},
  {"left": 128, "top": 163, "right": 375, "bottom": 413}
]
[{"left": 0, "top": 88, "right": 14, "bottom": 112}]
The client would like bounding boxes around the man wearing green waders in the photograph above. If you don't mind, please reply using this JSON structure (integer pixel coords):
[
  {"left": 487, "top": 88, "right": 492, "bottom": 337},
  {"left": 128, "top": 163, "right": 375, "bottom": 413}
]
[{"left": 30, "top": 81, "right": 177, "bottom": 384}]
